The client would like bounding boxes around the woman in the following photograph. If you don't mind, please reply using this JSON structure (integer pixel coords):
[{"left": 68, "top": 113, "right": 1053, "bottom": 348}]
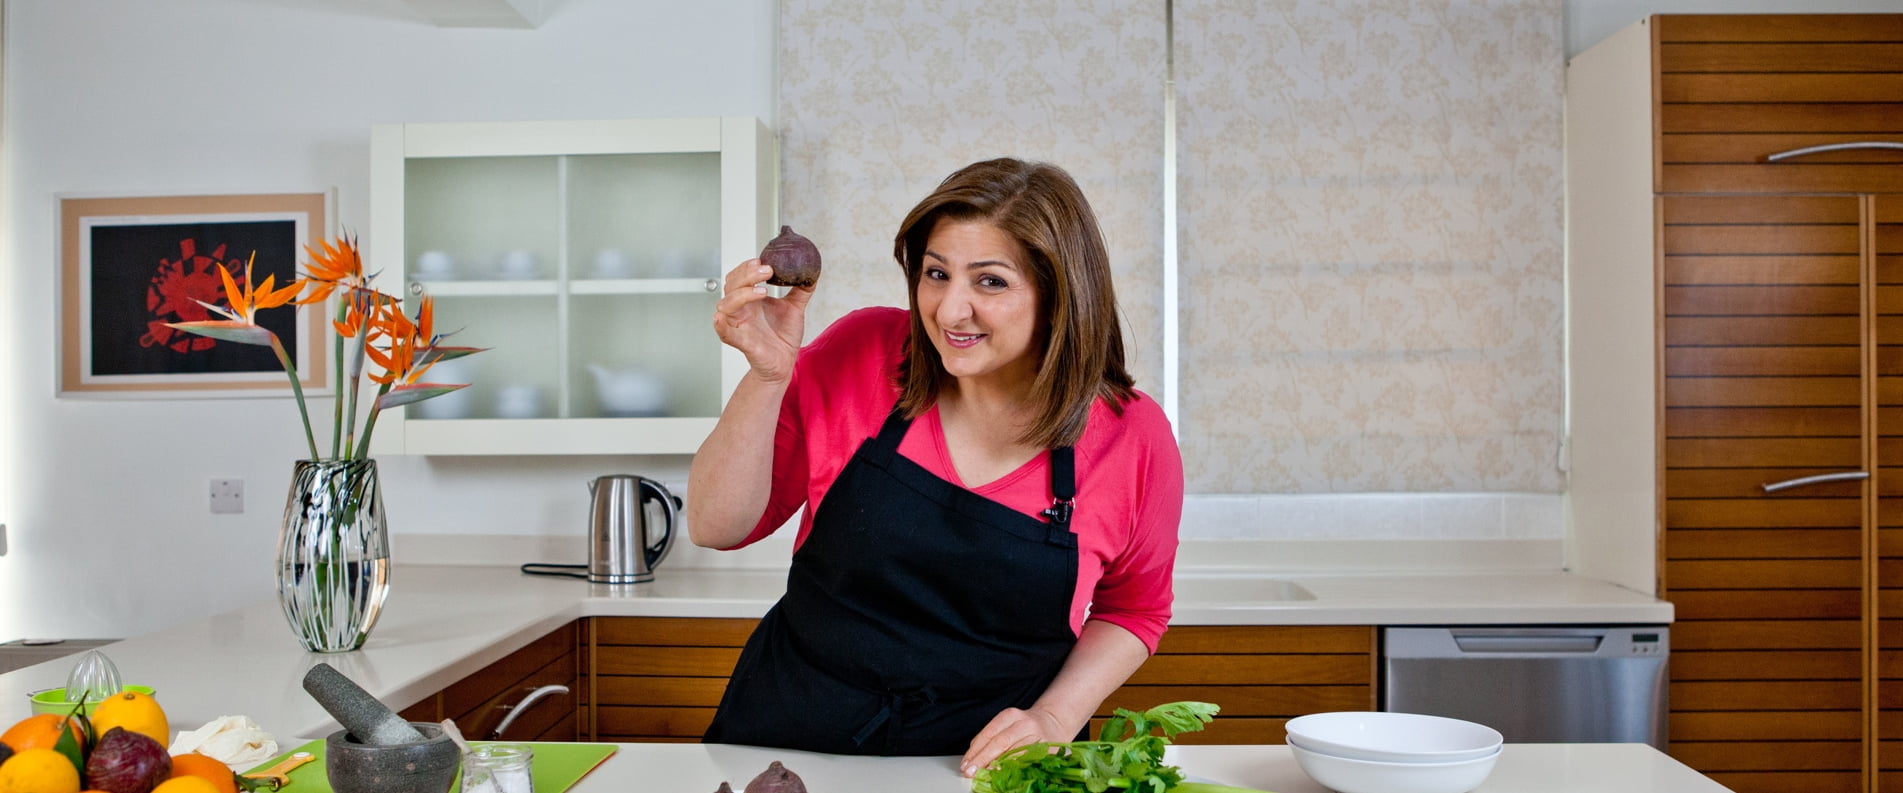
[{"left": 687, "top": 158, "right": 1183, "bottom": 776}]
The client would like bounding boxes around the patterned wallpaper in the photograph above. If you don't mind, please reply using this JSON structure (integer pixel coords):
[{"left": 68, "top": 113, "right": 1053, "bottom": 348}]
[
  {"left": 1175, "top": 0, "right": 1565, "bottom": 493},
  {"left": 776, "top": 0, "right": 1167, "bottom": 391},
  {"left": 781, "top": 0, "right": 1565, "bottom": 495}
]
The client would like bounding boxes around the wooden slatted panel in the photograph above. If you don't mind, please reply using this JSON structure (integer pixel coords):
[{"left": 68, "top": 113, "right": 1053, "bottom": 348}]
[
  {"left": 1662, "top": 194, "right": 1866, "bottom": 793},
  {"left": 590, "top": 616, "right": 756, "bottom": 743},
  {"left": 1876, "top": 195, "right": 1903, "bottom": 789},
  {"left": 1099, "top": 626, "right": 1374, "bottom": 746},
  {"left": 1653, "top": 15, "right": 1903, "bottom": 196}
]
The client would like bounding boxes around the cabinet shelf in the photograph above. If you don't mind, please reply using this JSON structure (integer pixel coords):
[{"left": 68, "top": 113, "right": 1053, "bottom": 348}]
[{"left": 368, "top": 117, "right": 775, "bottom": 456}]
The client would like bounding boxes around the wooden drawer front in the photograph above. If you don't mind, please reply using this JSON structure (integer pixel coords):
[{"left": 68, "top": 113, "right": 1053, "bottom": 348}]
[
  {"left": 1879, "top": 196, "right": 1903, "bottom": 786},
  {"left": 1099, "top": 626, "right": 1374, "bottom": 746},
  {"left": 446, "top": 622, "right": 580, "bottom": 742},
  {"left": 590, "top": 617, "right": 757, "bottom": 743},
  {"left": 1654, "top": 15, "right": 1903, "bottom": 195}
]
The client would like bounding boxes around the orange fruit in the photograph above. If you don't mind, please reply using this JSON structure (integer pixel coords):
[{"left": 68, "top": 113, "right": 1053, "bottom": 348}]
[
  {"left": 149, "top": 778, "right": 218, "bottom": 793},
  {"left": 88, "top": 691, "right": 168, "bottom": 748},
  {"left": 0, "top": 747, "right": 82, "bottom": 793},
  {"left": 0, "top": 716, "right": 83, "bottom": 754},
  {"left": 164, "top": 754, "right": 236, "bottom": 793}
]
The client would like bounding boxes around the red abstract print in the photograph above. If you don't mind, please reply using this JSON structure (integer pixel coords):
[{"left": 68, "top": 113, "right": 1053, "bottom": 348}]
[{"left": 139, "top": 239, "right": 236, "bottom": 352}]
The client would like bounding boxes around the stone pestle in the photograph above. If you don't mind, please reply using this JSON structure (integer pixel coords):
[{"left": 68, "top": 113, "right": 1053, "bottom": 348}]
[{"left": 302, "top": 662, "right": 426, "bottom": 745}]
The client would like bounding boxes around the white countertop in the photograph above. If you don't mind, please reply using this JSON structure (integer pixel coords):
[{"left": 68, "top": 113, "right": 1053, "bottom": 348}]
[
  {"left": 571, "top": 742, "right": 1734, "bottom": 793},
  {"left": 0, "top": 564, "right": 1670, "bottom": 744}
]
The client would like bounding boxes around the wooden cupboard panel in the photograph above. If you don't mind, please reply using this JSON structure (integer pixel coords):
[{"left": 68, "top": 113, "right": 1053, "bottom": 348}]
[
  {"left": 1673, "top": 740, "right": 1861, "bottom": 770},
  {"left": 1663, "top": 379, "right": 1860, "bottom": 409},
  {"left": 440, "top": 622, "right": 578, "bottom": 721},
  {"left": 1667, "top": 559, "right": 1861, "bottom": 590},
  {"left": 1662, "top": 527, "right": 1861, "bottom": 557},
  {"left": 1663, "top": 165, "right": 1903, "bottom": 195},
  {"left": 1670, "top": 589, "right": 1861, "bottom": 620},
  {"left": 592, "top": 617, "right": 758, "bottom": 646},
  {"left": 595, "top": 705, "right": 714, "bottom": 741},
  {"left": 1671, "top": 649, "right": 1862, "bottom": 679},
  {"left": 1664, "top": 499, "right": 1862, "bottom": 529},
  {"left": 1662, "top": 104, "right": 1903, "bottom": 135},
  {"left": 1708, "top": 771, "right": 1859, "bottom": 793},
  {"left": 1659, "top": 43, "right": 1903, "bottom": 73},
  {"left": 1672, "top": 709, "right": 1861, "bottom": 740},
  {"left": 1664, "top": 285, "right": 1859, "bottom": 315},
  {"left": 1099, "top": 685, "right": 1370, "bottom": 718},
  {"left": 451, "top": 653, "right": 578, "bottom": 742},
  {"left": 1663, "top": 436, "right": 1859, "bottom": 466},
  {"left": 1665, "top": 349, "right": 1861, "bottom": 378},
  {"left": 594, "top": 647, "right": 741, "bottom": 678},
  {"left": 1661, "top": 75, "right": 1903, "bottom": 105},
  {"left": 1152, "top": 625, "right": 1373, "bottom": 655},
  {"left": 1673, "top": 680, "right": 1863, "bottom": 711},
  {"left": 1126, "top": 654, "right": 1368, "bottom": 685},
  {"left": 1664, "top": 255, "right": 1858, "bottom": 285},
  {"left": 1664, "top": 316, "right": 1859, "bottom": 345},
  {"left": 1655, "top": 14, "right": 1903, "bottom": 42},
  {"left": 1664, "top": 224, "right": 1862, "bottom": 256},
  {"left": 1672, "top": 618, "right": 1862, "bottom": 649},
  {"left": 1663, "top": 195, "right": 1861, "bottom": 224},
  {"left": 1664, "top": 406, "right": 1860, "bottom": 436},
  {"left": 594, "top": 676, "right": 729, "bottom": 708},
  {"left": 1667, "top": 467, "right": 1865, "bottom": 498}
]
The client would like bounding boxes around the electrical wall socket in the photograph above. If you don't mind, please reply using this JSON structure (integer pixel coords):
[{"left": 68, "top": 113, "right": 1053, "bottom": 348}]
[
  {"left": 210, "top": 478, "right": 245, "bottom": 514},
  {"left": 0, "top": 523, "right": 7, "bottom": 556}
]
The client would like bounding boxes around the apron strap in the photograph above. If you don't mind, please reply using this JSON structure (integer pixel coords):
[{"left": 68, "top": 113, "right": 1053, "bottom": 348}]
[
  {"left": 1041, "top": 446, "right": 1077, "bottom": 546},
  {"left": 851, "top": 686, "right": 939, "bottom": 753}
]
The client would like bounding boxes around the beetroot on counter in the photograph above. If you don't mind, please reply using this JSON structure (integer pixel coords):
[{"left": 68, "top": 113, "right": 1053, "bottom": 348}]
[{"left": 83, "top": 727, "right": 172, "bottom": 793}]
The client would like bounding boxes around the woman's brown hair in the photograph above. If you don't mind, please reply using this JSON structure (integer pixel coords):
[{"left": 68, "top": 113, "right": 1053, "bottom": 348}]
[{"left": 892, "top": 158, "right": 1135, "bottom": 448}]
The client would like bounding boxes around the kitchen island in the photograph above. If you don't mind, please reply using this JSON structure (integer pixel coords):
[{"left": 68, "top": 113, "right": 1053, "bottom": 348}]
[
  {"left": 566, "top": 741, "right": 1732, "bottom": 792},
  {"left": 0, "top": 564, "right": 1669, "bottom": 742}
]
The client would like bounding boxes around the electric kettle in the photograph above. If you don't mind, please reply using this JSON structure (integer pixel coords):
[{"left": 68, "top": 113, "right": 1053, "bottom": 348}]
[{"left": 521, "top": 475, "right": 679, "bottom": 584}]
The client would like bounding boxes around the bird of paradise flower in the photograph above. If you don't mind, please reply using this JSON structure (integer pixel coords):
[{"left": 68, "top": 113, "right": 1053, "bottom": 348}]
[{"left": 167, "top": 233, "right": 485, "bottom": 461}]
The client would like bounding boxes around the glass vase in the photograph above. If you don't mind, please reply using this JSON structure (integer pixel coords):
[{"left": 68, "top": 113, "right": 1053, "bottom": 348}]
[{"left": 276, "top": 459, "right": 392, "bottom": 652}]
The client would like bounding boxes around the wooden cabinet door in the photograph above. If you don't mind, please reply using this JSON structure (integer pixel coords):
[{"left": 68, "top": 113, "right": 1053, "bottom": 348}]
[
  {"left": 1097, "top": 626, "right": 1375, "bottom": 746},
  {"left": 588, "top": 617, "right": 755, "bottom": 743},
  {"left": 1662, "top": 194, "right": 1869, "bottom": 793},
  {"left": 1876, "top": 195, "right": 1903, "bottom": 792}
]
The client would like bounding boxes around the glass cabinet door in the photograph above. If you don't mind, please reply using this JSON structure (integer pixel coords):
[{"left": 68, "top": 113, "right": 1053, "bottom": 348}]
[{"left": 369, "top": 118, "right": 773, "bottom": 455}]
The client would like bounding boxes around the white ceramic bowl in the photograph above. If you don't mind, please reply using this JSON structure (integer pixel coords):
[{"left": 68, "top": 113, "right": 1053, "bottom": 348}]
[
  {"left": 1285, "top": 711, "right": 1503, "bottom": 763},
  {"left": 1289, "top": 741, "right": 1500, "bottom": 793}
]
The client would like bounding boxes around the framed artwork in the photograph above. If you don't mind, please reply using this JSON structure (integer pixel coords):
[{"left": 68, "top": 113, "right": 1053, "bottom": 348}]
[{"left": 58, "top": 192, "right": 331, "bottom": 397}]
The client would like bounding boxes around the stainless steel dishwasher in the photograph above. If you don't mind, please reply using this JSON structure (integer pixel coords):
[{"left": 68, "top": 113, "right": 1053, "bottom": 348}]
[{"left": 1382, "top": 626, "right": 1669, "bottom": 749}]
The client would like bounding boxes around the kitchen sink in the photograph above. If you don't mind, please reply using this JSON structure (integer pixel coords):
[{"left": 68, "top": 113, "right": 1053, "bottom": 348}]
[{"left": 1172, "top": 575, "right": 1317, "bottom": 603}]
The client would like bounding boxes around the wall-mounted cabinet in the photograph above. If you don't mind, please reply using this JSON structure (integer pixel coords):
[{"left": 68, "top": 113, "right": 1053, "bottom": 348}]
[{"left": 368, "top": 117, "right": 775, "bottom": 455}]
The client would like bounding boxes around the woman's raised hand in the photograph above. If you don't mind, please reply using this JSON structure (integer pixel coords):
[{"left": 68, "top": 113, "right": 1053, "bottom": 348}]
[{"left": 713, "top": 258, "right": 813, "bottom": 384}]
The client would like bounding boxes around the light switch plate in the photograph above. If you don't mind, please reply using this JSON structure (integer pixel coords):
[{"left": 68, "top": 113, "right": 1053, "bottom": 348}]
[{"left": 210, "top": 478, "right": 244, "bottom": 514}]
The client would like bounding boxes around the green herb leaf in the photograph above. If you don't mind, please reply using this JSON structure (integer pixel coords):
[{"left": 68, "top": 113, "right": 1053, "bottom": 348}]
[{"left": 970, "top": 702, "right": 1223, "bottom": 793}]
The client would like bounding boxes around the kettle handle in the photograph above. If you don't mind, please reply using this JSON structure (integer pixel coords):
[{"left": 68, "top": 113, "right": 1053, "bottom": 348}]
[{"left": 638, "top": 477, "right": 678, "bottom": 572}]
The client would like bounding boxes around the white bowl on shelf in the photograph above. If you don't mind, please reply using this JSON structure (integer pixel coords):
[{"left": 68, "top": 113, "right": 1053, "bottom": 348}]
[
  {"left": 1285, "top": 711, "right": 1502, "bottom": 764},
  {"left": 1288, "top": 741, "right": 1500, "bottom": 793}
]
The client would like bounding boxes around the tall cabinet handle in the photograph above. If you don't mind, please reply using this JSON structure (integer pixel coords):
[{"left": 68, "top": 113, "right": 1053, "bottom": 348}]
[
  {"left": 1764, "top": 141, "right": 1903, "bottom": 161},
  {"left": 489, "top": 684, "right": 571, "bottom": 739},
  {"left": 1762, "top": 471, "right": 1870, "bottom": 493}
]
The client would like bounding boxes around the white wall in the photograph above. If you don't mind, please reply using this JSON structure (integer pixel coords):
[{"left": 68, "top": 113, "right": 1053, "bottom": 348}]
[{"left": 0, "top": 0, "right": 776, "bottom": 640}]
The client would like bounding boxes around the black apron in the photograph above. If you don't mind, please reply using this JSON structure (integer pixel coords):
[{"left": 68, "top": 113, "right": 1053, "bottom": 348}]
[{"left": 703, "top": 407, "right": 1080, "bottom": 755}]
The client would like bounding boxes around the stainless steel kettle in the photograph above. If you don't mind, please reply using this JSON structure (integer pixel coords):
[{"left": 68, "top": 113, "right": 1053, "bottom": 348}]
[
  {"left": 520, "top": 474, "right": 678, "bottom": 584},
  {"left": 586, "top": 474, "right": 678, "bottom": 584}
]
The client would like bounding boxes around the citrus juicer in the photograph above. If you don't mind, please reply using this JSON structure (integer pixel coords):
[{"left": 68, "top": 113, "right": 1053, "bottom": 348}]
[{"left": 63, "top": 648, "right": 123, "bottom": 704}]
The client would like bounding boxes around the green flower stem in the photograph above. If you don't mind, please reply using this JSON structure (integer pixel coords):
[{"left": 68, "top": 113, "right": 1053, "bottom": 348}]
[
  {"left": 270, "top": 336, "right": 321, "bottom": 461},
  {"left": 329, "top": 300, "right": 348, "bottom": 459},
  {"left": 343, "top": 333, "right": 370, "bottom": 459},
  {"left": 354, "top": 381, "right": 394, "bottom": 460}
]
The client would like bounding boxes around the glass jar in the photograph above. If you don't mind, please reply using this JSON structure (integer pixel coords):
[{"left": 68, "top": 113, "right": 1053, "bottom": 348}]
[{"left": 460, "top": 743, "right": 533, "bottom": 793}]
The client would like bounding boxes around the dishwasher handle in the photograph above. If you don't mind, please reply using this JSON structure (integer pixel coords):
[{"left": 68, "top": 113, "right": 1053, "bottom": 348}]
[{"left": 1452, "top": 633, "right": 1602, "bottom": 654}]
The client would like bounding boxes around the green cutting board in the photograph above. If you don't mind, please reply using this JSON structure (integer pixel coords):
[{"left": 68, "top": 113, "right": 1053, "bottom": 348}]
[{"left": 244, "top": 738, "right": 617, "bottom": 793}]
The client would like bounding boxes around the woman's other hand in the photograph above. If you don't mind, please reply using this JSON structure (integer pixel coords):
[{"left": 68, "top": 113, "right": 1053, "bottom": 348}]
[
  {"left": 714, "top": 258, "right": 812, "bottom": 384},
  {"left": 961, "top": 706, "right": 1071, "bottom": 777}
]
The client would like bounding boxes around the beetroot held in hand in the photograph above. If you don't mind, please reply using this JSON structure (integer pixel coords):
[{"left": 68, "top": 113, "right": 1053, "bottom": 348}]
[{"left": 761, "top": 226, "right": 822, "bottom": 287}]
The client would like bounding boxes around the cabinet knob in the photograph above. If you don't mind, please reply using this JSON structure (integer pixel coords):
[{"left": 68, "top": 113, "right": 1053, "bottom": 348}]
[
  {"left": 704, "top": 278, "right": 720, "bottom": 293},
  {"left": 408, "top": 281, "right": 425, "bottom": 296}
]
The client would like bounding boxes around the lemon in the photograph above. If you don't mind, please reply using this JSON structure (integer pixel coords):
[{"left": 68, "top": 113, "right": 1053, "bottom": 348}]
[
  {"left": 0, "top": 747, "right": 82, "bottom": 793},
  {"left": 88, "top": 691, "right": 168, "bottom": 748}
]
